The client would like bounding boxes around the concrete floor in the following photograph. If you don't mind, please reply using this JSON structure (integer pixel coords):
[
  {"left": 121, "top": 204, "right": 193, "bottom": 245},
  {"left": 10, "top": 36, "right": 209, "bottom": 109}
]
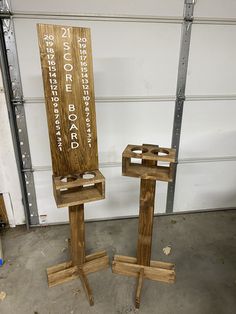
[{"left": 0, "top": 210, "right": 236, "bottom": 314}]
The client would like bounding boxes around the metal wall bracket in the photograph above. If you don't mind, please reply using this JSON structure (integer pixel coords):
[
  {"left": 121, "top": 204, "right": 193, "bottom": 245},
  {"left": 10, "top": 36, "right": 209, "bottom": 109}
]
[
  {"left": 166, "top": 0, "right": 195, "bottom": 213},
  {"left": 0, "top": 15, "right": 39, "bottom": 226}
]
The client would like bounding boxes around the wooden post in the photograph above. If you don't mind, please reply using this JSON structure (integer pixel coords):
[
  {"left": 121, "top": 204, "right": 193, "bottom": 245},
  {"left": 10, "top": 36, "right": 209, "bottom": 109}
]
[
  {"left": 69, "top": 205, "right": 85, "bottom": 266},
  {"left": 37, "top": 24, "right": 109, "bottom": 305},
  {"left": 137, "top": 159, "right": 156, "bottom": 266},
  {"left": 112, "top": 144, "right": 176, "bottom": 308},
  {"left": 137, "top": 179, "right": 156, "bottom": 266}
]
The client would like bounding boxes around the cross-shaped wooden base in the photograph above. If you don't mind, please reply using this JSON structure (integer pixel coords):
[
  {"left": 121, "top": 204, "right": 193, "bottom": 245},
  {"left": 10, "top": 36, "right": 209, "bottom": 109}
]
[
  {"left": 46, "top": 204, "right": 109, "bottom": 306},
  {"left": 112, "top": 255, "right": 175, "bottom": 308},
  {"left": 47, "top": 250, "right": 109, "bottom": 305}
]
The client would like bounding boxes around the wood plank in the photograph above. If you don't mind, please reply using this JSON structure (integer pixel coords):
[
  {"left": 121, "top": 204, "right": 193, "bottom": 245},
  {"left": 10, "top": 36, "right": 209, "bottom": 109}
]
[
  {"left": 135, "top": 268, "right": 144, "bottom": 309},
  {"left": 123, "top": 164, "right": 172, "bottom": 181},
  {"left": 69, "top": 205, "right": 85, "bottom": 266},
  {"left": 37, "top": 24, "right": 98, "bottom": 177},
  {"left": 83, "top": 255, "right": 109, "bottom": 275},
  {"left": 137, "top": 157, "right": 156, "bottom": 266},
  {"left": 46, "top": 254, "right": 109, "bottom": 287},
  {"left": 78, "top": 268, "right": 94, "bottom": 306},
  {"left": 85, "top": 250, "right": 107, "bottom": 262},
  {"left": 46, "top": 260, "right": 72, "bottom": 275},
  {"left": 114, "top": 255, "right": 175, "bottom": 270},
  {"left": 56, "top": 185, "right": 105, "bottom": 208},
  {"left": 0, "top": 194, "right": 8, "bottom": 225},
  {"left": 112, "top": 261, "right": 175, "bottom": 283},
  {"left": 123, "top": 144, "right": 176, "bottom": 163},
  {"left": 53, "top": 170, "right": 105, "bottom": 190},
  {"left": 47, "top": 265, "right": 78, "bottom": 287}
]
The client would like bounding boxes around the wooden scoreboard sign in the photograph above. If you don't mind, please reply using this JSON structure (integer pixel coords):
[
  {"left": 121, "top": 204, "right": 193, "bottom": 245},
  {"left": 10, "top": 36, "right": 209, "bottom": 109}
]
[
  {"left": 37, "top": 24, "right": 108, "bottom": 306},
  {"left": 37, "top": 24, "right": 98, "bottom": 176},
  {"left": 37, "top": 24, "right": 104, "bottom": 208}
]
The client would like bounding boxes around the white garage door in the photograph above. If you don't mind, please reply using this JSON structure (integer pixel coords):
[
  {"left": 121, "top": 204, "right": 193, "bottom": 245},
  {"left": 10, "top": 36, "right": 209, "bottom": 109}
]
[{"left": 5, "top": 0, "right": 236, "bottom": 224}]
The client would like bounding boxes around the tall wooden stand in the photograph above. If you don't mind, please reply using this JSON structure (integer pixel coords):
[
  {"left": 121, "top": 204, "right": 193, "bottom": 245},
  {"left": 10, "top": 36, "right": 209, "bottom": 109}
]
[
  {"left": 37, "top": 24, "right": 109, "bottom": 305},
  {"left": 112, "top": 144, "right": 176, "bottom": 308}
]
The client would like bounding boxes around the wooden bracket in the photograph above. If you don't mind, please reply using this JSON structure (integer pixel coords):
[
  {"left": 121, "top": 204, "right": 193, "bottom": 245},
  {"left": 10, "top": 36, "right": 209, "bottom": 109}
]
[
  {"left": 122, "top": 144, "right": 176, "bottom": 181},
  {"left": 47, "top": 250, "right": 109, "bottom": 305},
  {"left": 53, "top": 170, "right": 105, "bottom": 208}
]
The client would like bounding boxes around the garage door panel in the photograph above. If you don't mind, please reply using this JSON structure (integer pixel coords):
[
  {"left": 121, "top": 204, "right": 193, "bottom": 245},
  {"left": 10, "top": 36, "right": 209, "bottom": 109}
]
[
  {"left": 14, "top": 19, "right": 181, "bottom": 98},
  {"left": 25, "top": 101, "right": 174, "bottom": 167},
  {"left": 97, "top": 101, "right": 174, "bottom": 163},
  {"left": 24, "top": 103, "right": 51, "bottom": 167},
  {"left": 174, "top": 161, "right": 236, "bottom": 212},
  {"left": 186, "top": 24, "right": 236, "bottom": 96},
  {"left": 194, "top": 0, "right": 236, "bottom": 19},
  {"left": 179, "top": 100, "right": 236, "bottom": 159},
  {"left": 35, "top": 166, "right": 168, "bottom": 224},
  {"left": 10, "top": 0, "right": 183, "bottom": 17}
]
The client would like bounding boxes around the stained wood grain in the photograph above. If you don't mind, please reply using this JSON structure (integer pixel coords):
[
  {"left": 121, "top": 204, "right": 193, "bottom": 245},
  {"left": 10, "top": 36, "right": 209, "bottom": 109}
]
[
  {"left": 113, "top": 255, "right": 175, "bottom": 270},
  {"left": 137, "top": 157, "right": 156, "bottom": 266},
  {"left": 123, "top": 144, "right": 176, "bottom": 162},
  {"left": 78, "top": 268, "right": 94, "bottom": 306},
  {"left": 122, "top": 163, "right": 173, "bottom": 181},
  {"left": 46, "top": 254, "right": 109, "bottom": 288},
  {"left": 69, "top": 205, "right": 85, "bottom": 265},
  {"left": 0, "top": 194, "right": 8, "bottom": 225},
  {"left": 135, "top": 268, "right": 144, "bottom": 308},
  {"left": 112, "top": 261, "right": 175, "bottom": 283},
  {"left": 122, "top": 144, "right": 175, "bottom": 181},
  {"left": 37, "top": 24, "right": 98, "bottom": 177}
]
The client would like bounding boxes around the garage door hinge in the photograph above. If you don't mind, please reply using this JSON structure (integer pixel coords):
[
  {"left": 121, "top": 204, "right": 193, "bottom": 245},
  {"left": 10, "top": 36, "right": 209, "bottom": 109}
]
[
  {"left": 0, "top": 0, "right": 10, "bottom": 17},
  {"left": 166, "top": 0, "right": 196, "bottom": 213},
  {"left": 184, "top": 0, "right": 195, "bottom": 22},
  {"left": 12, "top": 99, "right": 24, "bottom": 106}
]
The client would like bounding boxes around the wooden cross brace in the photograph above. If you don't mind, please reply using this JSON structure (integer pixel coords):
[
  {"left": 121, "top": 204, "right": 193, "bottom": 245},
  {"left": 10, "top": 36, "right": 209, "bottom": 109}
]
[{"left": 112, "top": 144, "right": 176, "bottom": 308}]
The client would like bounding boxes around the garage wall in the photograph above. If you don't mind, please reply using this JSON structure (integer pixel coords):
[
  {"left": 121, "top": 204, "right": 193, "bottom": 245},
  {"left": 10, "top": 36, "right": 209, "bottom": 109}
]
[
  {"left": 0, "top": 73, "right": 25, "bottom": 226},
  {"left": 176, "top": 18, "right": 236, "bottom": 212},
  {"left": 6, "top": 0, "right": 236, "bottom": 224}
]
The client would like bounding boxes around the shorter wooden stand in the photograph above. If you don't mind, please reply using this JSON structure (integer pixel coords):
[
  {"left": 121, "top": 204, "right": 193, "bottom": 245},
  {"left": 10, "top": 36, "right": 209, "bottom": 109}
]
[{"left": 112, "top": 144, "right": 176, "bottom": 308}]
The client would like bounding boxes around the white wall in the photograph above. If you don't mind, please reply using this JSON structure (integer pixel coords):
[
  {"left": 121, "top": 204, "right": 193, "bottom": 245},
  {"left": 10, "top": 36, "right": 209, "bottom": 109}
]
[
  {"left": 0, "top": 73, "right": 25, "bottom": 226},
  {"left": 12, "top": 16, "right": 180, "bottom": 224},
  {"left": 10, "top": 0, "right": 184, "bottom": 17}
]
